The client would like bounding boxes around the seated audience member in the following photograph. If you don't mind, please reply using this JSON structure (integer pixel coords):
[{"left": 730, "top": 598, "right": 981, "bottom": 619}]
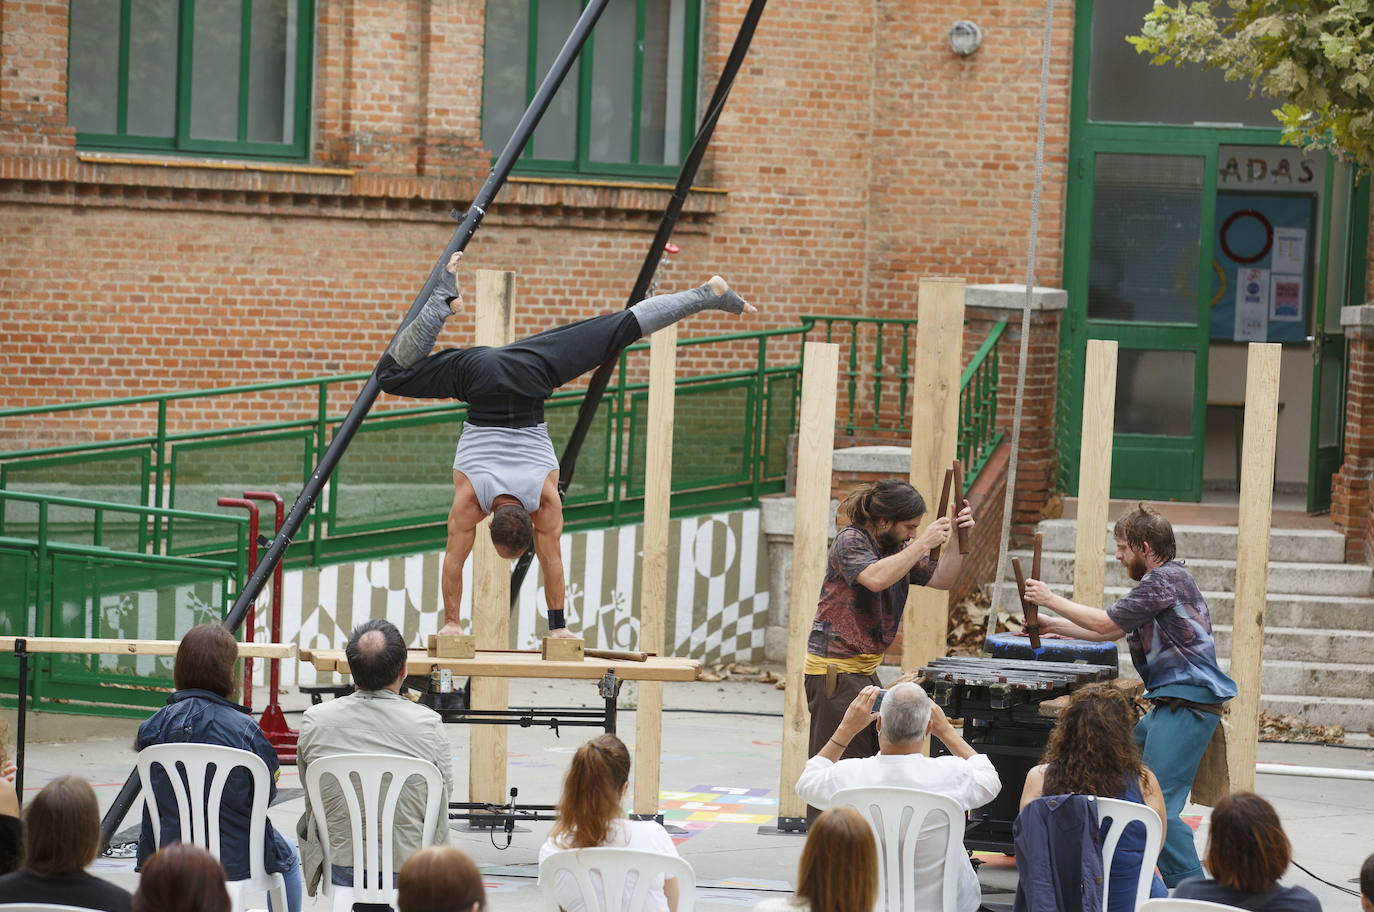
[
  {"left": 794, "top": 683, "right": 1000, "bottom": 912},
  {"left": 1018, "top": 682, "right": 1168, "bottom": 911},
  {"left": 1361, "top": 852, "right": 1373, "bottom": 912},
  {"left": 0, "top": 775, "right": 132, "bottom": 911},
  {"left": 752, "top": 806, "right": 877, "bottom": 912},
  {"left": 540, "top": 734, "right": 684, "bottom": 912},
  {"left": 137, "top": 623, "right": 302, "bottom": 912},
  {"left": 1173, "top": 791, "right": 1320, "bottom": 911},
  {"left": 132, "top": 842, "right": 231, "bottom": 912},
  {"left": 297, "top": 619, "right": 453, "bottom": 897},
  {"left": 398, "top": 845, "right": 486, "bottom": 912},
  {"left": 0, "top": 761, "right": 19, "bottom": 875}
]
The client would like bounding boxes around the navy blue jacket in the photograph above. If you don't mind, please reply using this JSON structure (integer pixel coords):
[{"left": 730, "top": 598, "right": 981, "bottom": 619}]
[
  {"left": 136, "top": 689, "right": 295, "bottom": 879},
  {"left": 1012, "top": 794, "right": 1104, "bottom": 912}
]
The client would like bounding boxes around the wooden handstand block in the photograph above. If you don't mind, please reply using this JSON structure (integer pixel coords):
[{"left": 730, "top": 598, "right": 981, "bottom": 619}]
[
  {"left": 540, "top": 637, "right": 585, "bottom": 662},
  {"left": 429, "top": 633, "right": 476, "bottom": 659}
]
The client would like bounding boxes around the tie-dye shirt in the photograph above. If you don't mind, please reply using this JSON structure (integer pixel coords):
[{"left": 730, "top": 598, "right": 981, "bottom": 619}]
[
  {"left": 807, "top": 526, "right": 936, "bottom": 659},
  {"left": 1106, "top": 561, "right": 1237, "bottom": 702}
]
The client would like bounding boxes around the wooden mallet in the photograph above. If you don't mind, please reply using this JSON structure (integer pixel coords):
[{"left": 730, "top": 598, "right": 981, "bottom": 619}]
[
  {"left": 1011, "top": 532, "right": 1044, "bottom": 651},
  {"left": 929, "top": 467, "right": 954, "bottom": 563}
]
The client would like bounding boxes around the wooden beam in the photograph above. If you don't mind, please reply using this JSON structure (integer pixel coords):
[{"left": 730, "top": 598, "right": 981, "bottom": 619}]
[
  {"left": 300, "top": 649, "right": 700, "bottom": 681},
  {"left": 904, "top": 277, "right": 965, "bottom": 671},
  {"left": 0, "top": 637, "right": 295, "bottom": 658},
  {"left": 1073, "top": 340, "right": 1118, "bottom": 609},
  {"left": 1228, "top": 343, "right": 1281, "bottom": 791},
  {"left": 469, "top": 268, "right": 516, "bottom": 816},
  {"left": 634, "top": 324, "right": 677, "bottom": 816},
  {"left": 778, "top": 342, "right": 838, "bottom": 821}
]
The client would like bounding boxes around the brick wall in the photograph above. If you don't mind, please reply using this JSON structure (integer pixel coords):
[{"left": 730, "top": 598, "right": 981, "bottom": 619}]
[
  {"left": 0, "top": 0, "right": 1073, "bottom": 516},
  {"left": 1333, "top": 314, "right": 1374, "bottom": 563}
]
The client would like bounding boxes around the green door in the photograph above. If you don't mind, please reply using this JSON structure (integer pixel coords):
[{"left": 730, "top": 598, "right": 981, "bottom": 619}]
[{"left": 1065, "top": 142, "right": 1216, "bottom": 500}]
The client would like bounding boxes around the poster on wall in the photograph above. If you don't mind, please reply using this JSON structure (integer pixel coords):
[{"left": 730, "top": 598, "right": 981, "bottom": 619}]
[{"left": 1210, "top": 191, "right": 1314, "bottom": 343}]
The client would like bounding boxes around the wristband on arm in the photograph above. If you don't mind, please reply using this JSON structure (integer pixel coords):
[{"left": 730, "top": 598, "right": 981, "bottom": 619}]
[{"left": 547, "top": 608, "right": 566, "bottom": 631}]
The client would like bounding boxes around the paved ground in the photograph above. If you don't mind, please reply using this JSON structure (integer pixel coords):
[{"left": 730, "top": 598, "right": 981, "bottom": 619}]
[{"left": 7, "top": 670, "right": 1373, "bottom": 911}]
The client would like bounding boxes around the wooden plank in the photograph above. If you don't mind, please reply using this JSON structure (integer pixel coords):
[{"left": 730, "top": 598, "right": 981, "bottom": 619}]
[
  {"left": 1228, "top": 343, "right": 1281, "bottom": 792},
  {"left": 1073, "top": 340, "right": 1118, "bottom": 608},
  {"left": 904, "top": 277, "right": 965, "bottom": 671},
  {"left": 300, "top": 649, "right": 700, "bottom": 682},
  {"left": 634, "top": 324, "right": 677, "bottom": 816},
  {"left": 470, "top": 268, "right": 516, "bottom": 815},
  {"left": 0, "top": 637, "right": 296, "bottom": 658},
  {"left": 778, "top": 341, "right": 838, "bottom": 821}
]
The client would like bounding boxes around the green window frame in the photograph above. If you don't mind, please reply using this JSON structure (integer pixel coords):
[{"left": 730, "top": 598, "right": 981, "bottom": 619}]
[
  {"left": 482, "top": 0, "right": 702, "bottom": 180},
  {"left": 68, "top": 0, "right": 314, "bottom": 160}
]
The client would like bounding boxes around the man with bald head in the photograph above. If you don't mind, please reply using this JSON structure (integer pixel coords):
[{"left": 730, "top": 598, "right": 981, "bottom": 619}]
[
  {"left": 795, "top": 683, "right": 1000, "bottom": 912},
  {"left": 295, "top": 620, "right": 453, "bottom": 899}
]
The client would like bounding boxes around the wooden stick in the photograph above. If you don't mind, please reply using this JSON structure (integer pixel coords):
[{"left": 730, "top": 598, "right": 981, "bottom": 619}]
[
  {"left": 0, "top": 637, "right": 295, "bottom": 659},
  {"left": 1027, "top": 533, "right": 1043, "bottom": 650},
  {"left": 930, "top": 467, "right": 954, "bottom": 563},
  {"left": 1011, "top": 557, "right": 1041, "bottom": 650},
  {"left": 952, "top": 458, "right": 969, "bottom": 555}
]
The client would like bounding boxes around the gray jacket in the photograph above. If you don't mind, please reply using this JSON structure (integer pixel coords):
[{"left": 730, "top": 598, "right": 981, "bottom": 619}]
[{"left": 295, "top": 689, "right": 453, "bottom": 895}]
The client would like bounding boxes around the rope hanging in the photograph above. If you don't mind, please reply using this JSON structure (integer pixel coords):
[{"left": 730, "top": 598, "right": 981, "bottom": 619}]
[
  {"left": 509, "top": 0, "right": 772, "bottom": 607},
  {"left": 988, "top": 0, "right": 1057, "bottom": 640}
]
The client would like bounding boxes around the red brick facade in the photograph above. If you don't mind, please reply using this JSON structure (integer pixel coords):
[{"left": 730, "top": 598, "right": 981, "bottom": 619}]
[
  {"left": 1332, "top": 310, "right": 1374, "bottom": 564},
  {"left": 1, "top": 1, "right": 1072, "bottom": 465}
]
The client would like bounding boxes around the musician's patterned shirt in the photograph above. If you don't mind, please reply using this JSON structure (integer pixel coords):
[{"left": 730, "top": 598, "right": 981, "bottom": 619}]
[
  {"left": 1106, "top": 560, "right": 1238, "bottom": 702},
  {"left": 807, "top": 525, "right": 936, "bottom": 659}
]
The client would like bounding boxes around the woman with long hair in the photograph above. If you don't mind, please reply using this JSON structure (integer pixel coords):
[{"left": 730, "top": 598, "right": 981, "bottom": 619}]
[
  {"left": 1173, "top": 792, "right": 1320, "bottom": 910},
  {"left": 539, "top": 734, "right": 683, "bottom": 912},
  {"left": 0, "top": 775, "right": 132, "bottom": 911},
  {"left": 752, "top": 806, "right": 878, "bottom": 912},
  {"left": 132, "top": 842, "right": 231, "bottom": 912},
  {"left": 1019, "top": 682, "right": 1168, "bottom": 911}
]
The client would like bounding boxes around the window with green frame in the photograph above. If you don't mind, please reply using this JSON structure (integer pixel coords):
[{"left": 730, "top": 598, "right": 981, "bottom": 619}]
[
  {"left": 482, "top": 0, "right": 702, "bottom": 179},
  {"left": 68, "top": 0, "right": 314, "bottom": 160}
]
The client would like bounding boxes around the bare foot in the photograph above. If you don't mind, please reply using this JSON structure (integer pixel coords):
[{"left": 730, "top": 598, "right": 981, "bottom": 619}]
[
  {"left": 708, "top": 275, "right": 757, "bottom": 314},
  {"left": 438, "top": 621, "right": 465, "bottom": 637},
  {"left": 445, "top": 251, "right": 464, "bottom": 314},
  {"left": 550, "top": 627, "right": 579, "bottom": 639}
]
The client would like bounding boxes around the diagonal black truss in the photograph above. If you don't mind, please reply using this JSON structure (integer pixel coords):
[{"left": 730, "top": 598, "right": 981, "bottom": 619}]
[
  {"left": 508, "top": 0, "right": 772, "bottom": 608},
  {"left": 98, "top": 0, "right": 613, "bottom": 849}
]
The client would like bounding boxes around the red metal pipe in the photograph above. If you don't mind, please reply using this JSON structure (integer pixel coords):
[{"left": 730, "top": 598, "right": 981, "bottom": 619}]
[
  {"left": 216, "top": 498, "right": 259, "bottom": 710},
  {"left": 244, "top": 491, "right": 298, "bottom": 761}
]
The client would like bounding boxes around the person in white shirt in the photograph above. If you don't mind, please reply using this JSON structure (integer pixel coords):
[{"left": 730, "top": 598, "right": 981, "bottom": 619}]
[
  {"left": 794, "top": 682, "right": 1001, "bottom": 912},
  {"left": 539, "top": 734, "right": 684, "bottom": 912}
]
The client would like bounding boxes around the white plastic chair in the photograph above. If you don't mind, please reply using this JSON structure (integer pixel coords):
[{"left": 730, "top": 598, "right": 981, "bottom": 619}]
[
  {"left": 1139, "top": 900, "right": 1245, "bottom": 911},
  {"left": 1097, "top": 796, "right": 1165, "bottom": 912},
  {"left": 303, "top": 752, "right": 445, "bottom": 912},
  {"left": 831, "top": 786, "right": 967, "bottom": 912},
  {"left": 0, "top": 905, "right": 109, "bottom": 911},
  {"left": 136, "top": 742, "right": 288, "bottom": 912},
  {"left": 539, "top": 847, "right": 696, "bottom": 912}
]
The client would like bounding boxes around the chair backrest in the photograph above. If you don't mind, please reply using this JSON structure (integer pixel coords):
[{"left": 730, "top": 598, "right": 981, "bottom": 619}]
[
  {"left": 0, "top": 905, "right": 112, "bottom": 911},
  {"left": 1097, "top": 797, "right": 1165, "bottom": 912},
  {"left": 539, "top": 847, "right": 696, "bottom": 912},
  {"left": 831, "top": 786, "right": 966, "bottom": 912},
  {"left": 1138, "top": 900, "right": 1245, "bottom": 911},
  {"left": 302, "top": 752, "right": 445, "bottom": 904},
  {"left": 136, "top": 742, "right": 270, "bottom": 880}
]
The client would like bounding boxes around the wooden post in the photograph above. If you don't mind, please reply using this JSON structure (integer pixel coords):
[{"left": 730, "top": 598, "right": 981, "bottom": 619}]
[
  {"left": 777, "top": 342, "right": 838, "bottom": 825},
  {"left": 469, "top": 269, "right": 516, "bottom": 815},
  {"left": 1073, "top": 340, "right": 1118, "bottom": 609},
  {"left": 1228, "top": 343, "right": 1281, "bottom": 791},
  {"left": 633, "top": 325, "right": 676, "bottom": 816},
  {"left": 903, "top": 277, "right": 965, "bottom": 672}
]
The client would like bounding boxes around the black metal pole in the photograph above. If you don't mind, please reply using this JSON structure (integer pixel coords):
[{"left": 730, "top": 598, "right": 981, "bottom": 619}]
[
  {"left": 510, "top": 0, "right": 771, "bottom": 605},
  {"left": 97, "top": 0, "right": 612, "bottom": 850},
  {"left": 13, "top": 640, "right": 27, "bottom": 808}
]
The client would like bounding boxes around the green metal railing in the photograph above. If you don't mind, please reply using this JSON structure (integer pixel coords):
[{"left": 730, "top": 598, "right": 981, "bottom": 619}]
[
  {"left": 801, "top": 315, "right": 920, "bottom": 436},
  {"left": 958, "top": 321, "right": 1008, "bottom": 483},
  {"left": 0, "top": 490, "right": 247, "bottom": 716}
]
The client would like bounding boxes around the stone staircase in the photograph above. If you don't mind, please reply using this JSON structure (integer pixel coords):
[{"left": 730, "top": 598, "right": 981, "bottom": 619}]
[{"left": 1005, "top": 519, "right": 1374, "bottom": 730}]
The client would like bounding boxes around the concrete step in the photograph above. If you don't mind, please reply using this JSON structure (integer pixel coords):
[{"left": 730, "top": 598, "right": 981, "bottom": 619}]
[
  {"left": 1011, "top": 550, "right": 1373, "bottom": 597},
  {"left": 1257, "top": 695, "right": 1374, "bottom": 732},
  {"left": 1109, "top": 654, "right": 1374, "bottom": 701},
  {"left": 996, "top": 582, "right": 1374, "bottom": 631},
  {"left": 1212, "top": 626, "right": 1374, "bottom": 665},
  {"left": 1035, "top": 519, "right": 1348, "bottom": 564}
]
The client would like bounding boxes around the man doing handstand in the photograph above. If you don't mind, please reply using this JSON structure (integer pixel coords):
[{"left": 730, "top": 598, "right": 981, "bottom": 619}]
[{"left": 377, "top": 251, "right": 755, "bottom": 638}]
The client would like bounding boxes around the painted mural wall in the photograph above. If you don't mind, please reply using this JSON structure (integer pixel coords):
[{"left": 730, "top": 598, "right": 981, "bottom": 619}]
[{"left": 257, "top": 508, "right": 769, "bottom": 687}]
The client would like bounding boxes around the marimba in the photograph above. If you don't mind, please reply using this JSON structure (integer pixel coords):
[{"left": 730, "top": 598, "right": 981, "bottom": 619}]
[{"left": 919, "top": 637, "right": 1121, "bottom": 853}]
